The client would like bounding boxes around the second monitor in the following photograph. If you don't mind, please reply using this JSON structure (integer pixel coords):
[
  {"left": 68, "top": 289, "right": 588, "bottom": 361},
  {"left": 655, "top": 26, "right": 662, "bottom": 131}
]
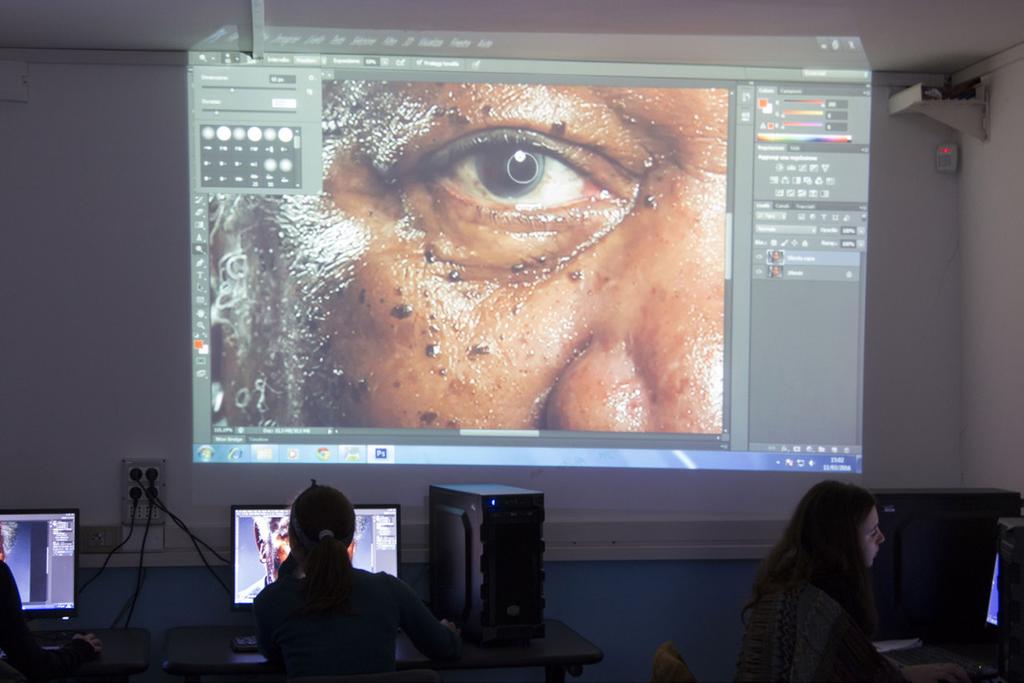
[
  {"left": 231, "top": 504, "right": 400, "bottom": 608},
  {"left": 0, "top": 508, "right": 78, "bottom": 618}
]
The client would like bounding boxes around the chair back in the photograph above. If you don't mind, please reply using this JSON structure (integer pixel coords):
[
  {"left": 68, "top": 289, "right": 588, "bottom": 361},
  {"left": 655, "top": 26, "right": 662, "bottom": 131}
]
[
  {"left": 0, "top": 660, "right": 28, "bottom": 683},
  {"left": 650, "top": 640, "right": 697, "bottom": 683}
]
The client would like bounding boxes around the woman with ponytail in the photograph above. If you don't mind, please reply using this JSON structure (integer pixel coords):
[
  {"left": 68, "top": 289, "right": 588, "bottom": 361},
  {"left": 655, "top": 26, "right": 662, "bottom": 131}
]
[{"left": 253, "top": 482, "right": 461, "bottom": 677}]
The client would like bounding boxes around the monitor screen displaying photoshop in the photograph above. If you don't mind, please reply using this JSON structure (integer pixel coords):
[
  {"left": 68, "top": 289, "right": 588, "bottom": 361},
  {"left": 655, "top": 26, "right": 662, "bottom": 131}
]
[
  {"left": 231, "top": 504, "right": 400, "bottom": 608},
  {"left": 0, "top": 509, "right": 78, "bottom": 617}
]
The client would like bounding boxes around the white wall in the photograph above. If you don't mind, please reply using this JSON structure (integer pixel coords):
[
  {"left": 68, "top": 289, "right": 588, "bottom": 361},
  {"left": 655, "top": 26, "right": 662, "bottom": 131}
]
[
  {"left": 862, "top": 83, "right": 963, "bottom": 487},
  {"left": 0, "top": 59, "right": 968, "bottom": 559},
  {"left": 960, "top": 58, "right": 1024, "bottom": 492}
]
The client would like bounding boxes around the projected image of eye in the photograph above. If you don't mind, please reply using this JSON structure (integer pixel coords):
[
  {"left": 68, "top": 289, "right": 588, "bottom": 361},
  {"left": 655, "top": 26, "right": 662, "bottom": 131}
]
[
  {"left": 429, "top": 130, "right": 599, "bottom": 210},
  {"left": 477, "top": 145, "right": 545, "bottom": 198}
]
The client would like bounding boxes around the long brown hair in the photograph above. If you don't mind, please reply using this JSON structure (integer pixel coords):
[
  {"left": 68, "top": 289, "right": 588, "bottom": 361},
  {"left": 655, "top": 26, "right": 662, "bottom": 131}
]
[
  {"left": 744, "top": 480, "right": 878, "bottom": 634},
  {"left": 289, "top": 482, "right": 356, "bottom": 614}
]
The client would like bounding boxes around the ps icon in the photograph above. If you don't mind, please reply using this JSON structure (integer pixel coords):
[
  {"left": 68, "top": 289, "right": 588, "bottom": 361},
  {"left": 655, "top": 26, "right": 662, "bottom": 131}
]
[{"left": 367, "top": 445, "right": 396, "bottom": 464}]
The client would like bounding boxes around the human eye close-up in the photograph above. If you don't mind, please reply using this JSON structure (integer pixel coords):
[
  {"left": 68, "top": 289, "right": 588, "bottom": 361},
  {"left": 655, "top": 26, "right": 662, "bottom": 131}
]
[
  {"left": 420, "top": 128, "right": 623, "bottom": 211},
  {"left": 386, "top": 122, "right": 642, "bottom": 274}
]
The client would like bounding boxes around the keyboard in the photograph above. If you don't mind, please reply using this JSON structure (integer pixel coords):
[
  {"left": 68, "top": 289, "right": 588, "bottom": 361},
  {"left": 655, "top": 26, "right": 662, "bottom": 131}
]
[
  {"left": 887, "top": 645, "right": 998, "bottom": 680},
  {"left": 33, "top": 630, "right": 78, "bottom": 651},
  {"left": 230, "top": 634, "right": 258, "bottom": 653}
]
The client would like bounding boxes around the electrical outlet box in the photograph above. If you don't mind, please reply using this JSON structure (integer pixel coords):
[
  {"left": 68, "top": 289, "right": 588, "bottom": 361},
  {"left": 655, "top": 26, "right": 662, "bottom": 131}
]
[
  {"left": 83, "top": 525, "right": 121, "bottom": 553},
  {"left": 122, "top": 459, "right": 166, "bottom": 526}
]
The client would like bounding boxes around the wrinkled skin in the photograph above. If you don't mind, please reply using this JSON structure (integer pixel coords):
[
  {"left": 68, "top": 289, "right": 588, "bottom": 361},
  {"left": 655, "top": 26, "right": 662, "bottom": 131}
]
[{"left": 212, "top": 82, "right": 727, "bottom": 435}]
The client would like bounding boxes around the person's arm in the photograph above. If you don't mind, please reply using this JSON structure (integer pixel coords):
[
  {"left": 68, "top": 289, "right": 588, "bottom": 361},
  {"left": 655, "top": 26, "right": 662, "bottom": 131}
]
[
  {"left": 0, "top": 561, "right": 99, "bottom": 678},
  {"left": 389, "top": 576, "right": 461, "bottom": 661},
  {"left": 252, "top": 586, "right": 284, "bottom": 666}
]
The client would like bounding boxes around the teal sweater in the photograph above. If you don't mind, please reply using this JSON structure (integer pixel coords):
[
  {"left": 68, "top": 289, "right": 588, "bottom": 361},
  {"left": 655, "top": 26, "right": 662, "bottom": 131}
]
[{"left": 253, "top": 565, "right": 460, "bottom": 677}]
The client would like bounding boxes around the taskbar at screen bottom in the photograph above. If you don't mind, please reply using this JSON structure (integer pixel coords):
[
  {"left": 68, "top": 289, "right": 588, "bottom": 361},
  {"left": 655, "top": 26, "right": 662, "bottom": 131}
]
[{"left": 193, "top": 443, "right": 861, "bottom": 473}]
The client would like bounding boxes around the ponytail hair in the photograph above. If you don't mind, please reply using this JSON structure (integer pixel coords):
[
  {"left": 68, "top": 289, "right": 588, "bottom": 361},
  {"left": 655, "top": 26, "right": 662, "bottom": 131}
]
[{"left": 289, "top": 482, "right": 356, "bottom": 614}]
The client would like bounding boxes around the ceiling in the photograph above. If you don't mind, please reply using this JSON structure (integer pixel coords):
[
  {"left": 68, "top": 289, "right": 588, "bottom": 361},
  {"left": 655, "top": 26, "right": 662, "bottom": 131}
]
[{"left": 1, "top": 0, "right": 1022, "bottom": 74}]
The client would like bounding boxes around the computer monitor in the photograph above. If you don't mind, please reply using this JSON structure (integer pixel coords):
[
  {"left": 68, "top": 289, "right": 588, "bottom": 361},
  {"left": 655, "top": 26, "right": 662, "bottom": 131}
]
[
  {"left": 0, "top": 509, "right": 78, "bottom": 618},
  {"left": 987, "top": 553, "right": 1000, "bottom": 627},
  {"left": 230, "top": 503, "right": 400, "bottom": 608},
  {"left": 872, "top": 489, "right": 1021, "bottom": 642}
]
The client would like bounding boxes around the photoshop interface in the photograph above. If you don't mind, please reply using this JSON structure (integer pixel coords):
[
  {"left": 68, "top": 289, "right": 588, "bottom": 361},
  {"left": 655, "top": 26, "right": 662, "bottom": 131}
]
[
  {"left": 353, "top": 507, "right": 399, "bottom": 577},
  {"left": 189, "top": 32, "right": 870, "bottom": 473},
  {"left": 0, "top": 511, "right": 76, "bottom": 612},
  {"left": 232, "top": 506, "right": 399, "bottom": 606}
]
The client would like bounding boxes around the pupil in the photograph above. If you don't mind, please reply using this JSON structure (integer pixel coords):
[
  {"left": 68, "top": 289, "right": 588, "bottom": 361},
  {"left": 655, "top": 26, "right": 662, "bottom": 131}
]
[{"left": 475, "top": 144, "right": 545, "bottom": 199}]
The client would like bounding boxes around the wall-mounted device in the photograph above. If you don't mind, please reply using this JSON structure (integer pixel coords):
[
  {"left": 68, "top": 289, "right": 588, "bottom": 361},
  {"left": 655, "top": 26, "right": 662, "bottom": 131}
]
[{"left": 936, "top": 142, "right": 959, "bottom": 173}]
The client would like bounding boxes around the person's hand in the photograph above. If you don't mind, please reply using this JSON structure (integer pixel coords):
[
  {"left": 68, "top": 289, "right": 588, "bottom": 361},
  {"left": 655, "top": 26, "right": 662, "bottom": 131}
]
[
  {"left": 440, "top": 619, "right": 461, "bottom": 636},
  {"left": 72, "top": 633, "right": 103, "bottom": 655},
  {"left": 901, "top": 662, "right": 970, "bottom": 683}
]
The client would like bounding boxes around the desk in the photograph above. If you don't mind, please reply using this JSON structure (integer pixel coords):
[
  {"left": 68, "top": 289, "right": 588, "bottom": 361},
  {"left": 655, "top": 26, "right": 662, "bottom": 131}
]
[
  {"left": 163, "top": 620, "right": 602, "bottom": 683},
  {"left": 36, "top": 628, "right": 149, "bottom": 681}
]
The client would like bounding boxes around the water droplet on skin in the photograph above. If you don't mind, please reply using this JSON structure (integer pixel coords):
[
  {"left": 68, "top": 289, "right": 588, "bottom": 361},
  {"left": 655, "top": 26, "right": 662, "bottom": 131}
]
[
  {"left": 511, "top": 263, "right": 526, "bottom": 273},
  {"left": 391, "top": 303, "right": 413, "bottom": 319},
  {"left": 448, "top": 270, "right": 461, "bottom": 282},
  {"left": 469, "top": 343, "right": 491, "bottom": 356},
  {"left": 570, "top": 270, "right": 583, "bottom": 281},
  {"left": 420, "top": 411, "right": 438, "bottom": 425},
  {"left": 644, "top": 195, "right": 658, "bottom": 208},
  {"left": 424, "top": 247, "right": 437, "bottom": 263},
  {"left": 349, "top": 379, "right": 369, "bottom": 402},
  {"left": 426, "top": 343, "right": 441, "bottom": 358},
  {"left": 438, "top": 367, "right": 448, "bottom": 376},
  {"left": 446, "top": 108, "right": 469, "bottom": 125},
  {"left": 551, "top": 121, "right": 566, "bottom": 135}
]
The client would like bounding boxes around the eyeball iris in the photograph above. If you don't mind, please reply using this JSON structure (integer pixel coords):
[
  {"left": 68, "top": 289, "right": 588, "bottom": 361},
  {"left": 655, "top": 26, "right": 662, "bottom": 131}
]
[{"left": 475, "top": 145, "right": 545, "bottom": 199}]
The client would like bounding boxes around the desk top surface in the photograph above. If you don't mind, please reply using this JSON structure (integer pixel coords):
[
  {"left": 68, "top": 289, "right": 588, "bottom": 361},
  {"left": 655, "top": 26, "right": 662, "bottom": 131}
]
[
  {"left": 163, "top": 620, "right": 602, "bottom": 675},
  {"left": 35, "top": 627, "right": 149, "bottom": 676}
]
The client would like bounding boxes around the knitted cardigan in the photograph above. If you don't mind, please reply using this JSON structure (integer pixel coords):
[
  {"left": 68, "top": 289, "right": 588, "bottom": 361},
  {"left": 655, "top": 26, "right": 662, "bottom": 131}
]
[{"left": 735, "top": 583, "right": 906, "bottom": 682}]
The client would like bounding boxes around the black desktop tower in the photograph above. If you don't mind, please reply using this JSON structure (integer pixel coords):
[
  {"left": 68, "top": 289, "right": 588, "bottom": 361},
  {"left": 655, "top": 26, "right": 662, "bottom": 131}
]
[
  {"left": 429, "top": 484, "right": 545, "bottom": 644},
  {"left": 871, "top": 488, "right": 1021, "bottom": 643},
  {"left": 999, "top": 518, "right": 1024, "bottom": 682}
]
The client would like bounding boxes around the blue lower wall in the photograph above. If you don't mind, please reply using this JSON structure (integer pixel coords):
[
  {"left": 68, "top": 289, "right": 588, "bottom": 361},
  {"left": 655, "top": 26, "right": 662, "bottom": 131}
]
[{"left": 40, "top": 559, "right": 758, "bottom": 682}]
